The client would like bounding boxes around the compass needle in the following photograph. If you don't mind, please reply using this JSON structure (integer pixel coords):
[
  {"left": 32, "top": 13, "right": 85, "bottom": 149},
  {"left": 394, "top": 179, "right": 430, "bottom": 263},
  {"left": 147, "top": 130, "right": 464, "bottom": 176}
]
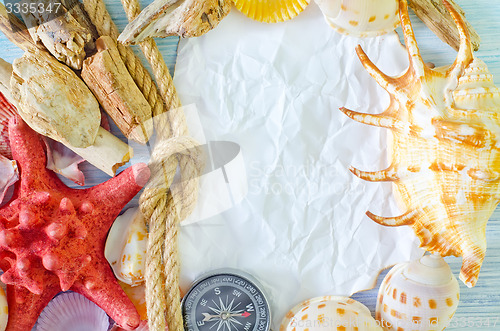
[{"left": 182, "top": 270, "right": 271, "bottom": 331}]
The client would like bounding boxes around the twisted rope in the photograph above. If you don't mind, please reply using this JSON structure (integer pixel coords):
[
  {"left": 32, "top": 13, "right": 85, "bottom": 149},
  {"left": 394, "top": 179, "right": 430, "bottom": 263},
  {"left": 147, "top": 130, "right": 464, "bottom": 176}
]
[{"left": 81, "top": 1, "right": 201, "bottom": 330}]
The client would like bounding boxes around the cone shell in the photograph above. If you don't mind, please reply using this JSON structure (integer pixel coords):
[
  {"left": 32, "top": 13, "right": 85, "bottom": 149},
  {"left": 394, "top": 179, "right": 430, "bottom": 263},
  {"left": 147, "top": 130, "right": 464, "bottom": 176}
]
[
  {"left": 0, "top": 286, "right": 7, "bottom": 331},
  {"left": 105, "top": 208, "right": 148, "bottom": 286},
  {"left": 280, "top": 296, "right": 382, "bottom": 331},
  {"left": 233, "top": 0, "right": 310, "bottom": 23},
  {"left": 35, "top": 292, "right": 110, "bottom": 331},
  {"left": 376, "top": 255, "right": 459, "bottom": 331},
  {"left": 315, "top": 0, "right": 400, "bottom": 37},
  {"left": 119, "top": 281, "right": 147, "bottom": 321},
  {"left": 341, "top": 0, "right": 497, "bottom": 287}
]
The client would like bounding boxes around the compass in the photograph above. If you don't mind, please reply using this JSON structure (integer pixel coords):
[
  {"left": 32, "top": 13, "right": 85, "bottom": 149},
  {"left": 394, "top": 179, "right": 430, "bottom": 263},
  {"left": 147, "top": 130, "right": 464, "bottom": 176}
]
[{"left": 181, "top": 269, "right": 272, "bottom": 331}]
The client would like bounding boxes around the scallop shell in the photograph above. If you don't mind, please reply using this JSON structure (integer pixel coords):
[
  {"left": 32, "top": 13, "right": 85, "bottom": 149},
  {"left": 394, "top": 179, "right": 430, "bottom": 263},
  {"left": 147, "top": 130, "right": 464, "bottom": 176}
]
[
  {"left": 233, "top": 0, "right": 311, "bottom": 23},
  {"left": 0, "top": 286, "right": 8, "bottom": 331},
  {"left": 341, "top": 0, "right": 496, "bottom": 287},
  {"left": 280, "top": 296, "right": 382, "bottom": 331},
  {"left": 376, "top": 255, "right": 459, "bottom": 331},
  {"left": 315, "top": 0, "right": 400, "bottom": 37},
  {"left": 105, "top": 208, "right": 148, "bottom": 286},
  {"left": 0, "top": 92, "right": 17, "bottom": 159},
  {"left": 35, "top": 292, "right": 109, "bottom": 331}
]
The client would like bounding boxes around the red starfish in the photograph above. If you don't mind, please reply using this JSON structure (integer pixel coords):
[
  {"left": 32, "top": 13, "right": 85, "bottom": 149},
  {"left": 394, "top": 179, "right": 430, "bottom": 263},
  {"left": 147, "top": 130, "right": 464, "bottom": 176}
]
[{"left": 0, "top": 116, "right": 150, "bottom": 331}]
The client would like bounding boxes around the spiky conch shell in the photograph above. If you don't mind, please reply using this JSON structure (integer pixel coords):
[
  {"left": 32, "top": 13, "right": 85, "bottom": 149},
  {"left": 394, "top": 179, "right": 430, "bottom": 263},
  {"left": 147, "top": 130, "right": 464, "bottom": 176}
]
[{"left": 341, "top": 0, "right": 497, "bottom": 288}]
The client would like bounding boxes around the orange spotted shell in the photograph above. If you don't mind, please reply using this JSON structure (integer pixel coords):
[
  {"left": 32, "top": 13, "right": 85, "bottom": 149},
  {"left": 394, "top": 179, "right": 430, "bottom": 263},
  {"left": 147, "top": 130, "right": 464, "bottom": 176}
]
[
  {"left": 376, "top": 255, "right": 460, "bottom": 331},
  {"left": 280, "top": 296, "right": 382, "bottom": 331}
]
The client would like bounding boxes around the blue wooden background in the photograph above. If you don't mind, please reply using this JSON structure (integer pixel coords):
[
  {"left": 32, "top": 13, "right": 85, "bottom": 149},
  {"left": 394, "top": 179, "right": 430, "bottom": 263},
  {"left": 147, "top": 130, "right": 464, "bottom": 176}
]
[{"left": 0, "top": 0, "right": 499, "bottom": 330}]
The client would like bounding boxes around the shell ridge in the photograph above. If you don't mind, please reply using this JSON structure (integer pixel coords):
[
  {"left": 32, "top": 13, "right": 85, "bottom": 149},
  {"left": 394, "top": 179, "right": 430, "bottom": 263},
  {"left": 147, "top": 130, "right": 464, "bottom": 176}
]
[{"left": 366, "top": 208, "right": 418, "bottom": 227}]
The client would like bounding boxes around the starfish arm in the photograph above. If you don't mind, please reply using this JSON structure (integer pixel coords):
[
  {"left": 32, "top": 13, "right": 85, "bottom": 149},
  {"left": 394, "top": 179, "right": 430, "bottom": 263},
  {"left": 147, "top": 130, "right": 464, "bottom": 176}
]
[
  {"left": 72, "top": 259, "right": 140, "bottom": 330},
  {"left": 8, "top": 116, "right": 49, "bottom": 184},
  {"left": 5, "top": 283, "right": 60, "bottom": 331},
  {"left": 86, "top": 163, "right": 150, "bottom": 207}
]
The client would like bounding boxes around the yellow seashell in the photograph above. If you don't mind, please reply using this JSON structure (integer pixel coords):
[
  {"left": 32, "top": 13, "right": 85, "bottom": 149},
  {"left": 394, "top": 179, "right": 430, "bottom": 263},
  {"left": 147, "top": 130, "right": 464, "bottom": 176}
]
[
  {"left": 233, "top": 0, "right": 311, "bottom": 23},
  {"left": 341, "top": 0, "right": 498, "bottom": 287}
]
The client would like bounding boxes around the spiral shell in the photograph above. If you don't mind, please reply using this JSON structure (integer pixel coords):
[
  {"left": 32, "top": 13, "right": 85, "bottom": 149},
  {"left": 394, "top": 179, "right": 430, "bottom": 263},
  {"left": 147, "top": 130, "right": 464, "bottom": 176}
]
[
  {"left": 280, "top": 296, "right": 382, "bottom": 331},
  {"left": 315, "top": 0, "right": 400, "bottom": 37},
  {"left": 341, "top": 0, "right": 497, "bottom": 287},
  {"left": 376, "top": 255, "right": 459, "bottom": 331},
  {"left": 105, "top": 208, "right": 148, "bottom": 286}
]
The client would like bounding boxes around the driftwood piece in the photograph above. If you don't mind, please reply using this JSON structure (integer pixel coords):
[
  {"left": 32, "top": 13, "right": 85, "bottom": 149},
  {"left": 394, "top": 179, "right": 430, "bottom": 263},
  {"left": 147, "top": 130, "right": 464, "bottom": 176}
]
[
  {"left": 60, "top": 0, "right": 99, "bottom": 40},
  {"left": 409, "top": 0, "right": 480, "bottom": 51},
  {"left": 20, "top": 0, "right": 95, "bottom": 70},
  {"left": 0, "top": 5, "right": 132, "bottom": 175},
  {"left": 118, "top": 0, "right": 231, "bottom": 45},
  {"left": 11, "top": 48, "right": 101, "bottom": 148},
  {"left": 82, "top": 36, "right": 153, "bottom": 144},
  {"left": 0, "top": 58, "right": 13, "bottom": 103},
  {"left": 0, "top": 3, "right": 42, "bottom": 51},
  {"left": 68, "top": 126, "right": 133, "bottom": 176}
]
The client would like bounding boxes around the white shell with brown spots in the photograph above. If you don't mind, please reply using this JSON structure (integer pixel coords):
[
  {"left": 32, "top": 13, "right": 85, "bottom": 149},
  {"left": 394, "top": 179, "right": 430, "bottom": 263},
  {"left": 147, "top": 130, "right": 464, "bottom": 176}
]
[
  {"left": 105, "top": 207, "right": 148, "bottom": 286},
  {"left": 376, "top": 255, "right": 459, "bottom": 331},
  {"left": 315, "top": 0, "right": 400, "bottom": 37},
  {"left": 280, "top": 296, "right": 382, "bottom": 331}
]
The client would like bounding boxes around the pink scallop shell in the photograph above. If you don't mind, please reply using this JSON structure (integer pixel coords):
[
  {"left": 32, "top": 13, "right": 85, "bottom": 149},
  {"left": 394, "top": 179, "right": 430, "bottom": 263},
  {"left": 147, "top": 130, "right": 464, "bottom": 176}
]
[
  {"left": 35, "top": 292, "right": 110, "bottom": 331},
  {"left": 0, "top": 92, "right": 17, "bottom": 159}
]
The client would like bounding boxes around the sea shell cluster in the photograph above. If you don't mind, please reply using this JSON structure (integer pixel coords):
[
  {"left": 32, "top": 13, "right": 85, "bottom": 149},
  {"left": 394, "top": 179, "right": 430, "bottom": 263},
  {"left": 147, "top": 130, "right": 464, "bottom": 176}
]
[{"left": 341, "top": 0, "right": 498, "bottom": 287}]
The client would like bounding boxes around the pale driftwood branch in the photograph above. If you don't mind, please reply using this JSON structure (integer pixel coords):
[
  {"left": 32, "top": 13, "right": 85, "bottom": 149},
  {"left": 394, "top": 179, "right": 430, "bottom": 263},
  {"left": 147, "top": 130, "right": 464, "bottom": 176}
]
[
  {"left": 118, "top": 0, "right": 231, "bottom": 45},
  {"left": 8, "top": 49, "right": 132, "bottom": 175},
  {"left": 0, "top": 58, "right": 13, "bottom": 103},
  {"left": 81, "top": 36, "right": 153, "bottom": 144},
  {"left": 11, "top": 48, "right": 101, "bottom": 148},
  {"left": 68, "top": 126, "right": 133, "bottom": 176},
  {"left": 20, "top": 0, "right": 95, "bottom": 70},
  {"left": 409, "top": 0, "right": 480, "bottom": 51},
  {"left": 0, "top": 3, "right": 41, "bottom": 51}
]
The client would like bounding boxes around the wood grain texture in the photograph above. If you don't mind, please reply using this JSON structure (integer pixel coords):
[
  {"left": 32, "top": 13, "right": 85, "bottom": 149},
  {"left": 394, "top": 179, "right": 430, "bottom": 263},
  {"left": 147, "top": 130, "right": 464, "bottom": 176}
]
[{"left": 0, "top": 1, "right": 499, "bottom": 330}]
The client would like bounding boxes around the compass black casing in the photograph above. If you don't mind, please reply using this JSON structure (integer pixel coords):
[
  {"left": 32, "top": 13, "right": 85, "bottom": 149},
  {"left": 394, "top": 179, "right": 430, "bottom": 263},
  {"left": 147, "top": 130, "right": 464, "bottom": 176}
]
[{"left": 181, "top": 269, "right": 271, "bottom": 331}]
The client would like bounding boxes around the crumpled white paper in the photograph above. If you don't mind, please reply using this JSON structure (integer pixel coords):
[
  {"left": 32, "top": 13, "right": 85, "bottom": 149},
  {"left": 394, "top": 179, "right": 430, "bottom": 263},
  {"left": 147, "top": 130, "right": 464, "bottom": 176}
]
[{"left": 174, "top": 4, "right": 423, "bottom": 328}]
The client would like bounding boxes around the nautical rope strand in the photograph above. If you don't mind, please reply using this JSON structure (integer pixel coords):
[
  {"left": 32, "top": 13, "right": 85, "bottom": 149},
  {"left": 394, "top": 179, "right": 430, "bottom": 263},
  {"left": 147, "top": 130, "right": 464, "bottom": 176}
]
[{"left": 81, "top": 1, "right": 202, "bottom": 330}]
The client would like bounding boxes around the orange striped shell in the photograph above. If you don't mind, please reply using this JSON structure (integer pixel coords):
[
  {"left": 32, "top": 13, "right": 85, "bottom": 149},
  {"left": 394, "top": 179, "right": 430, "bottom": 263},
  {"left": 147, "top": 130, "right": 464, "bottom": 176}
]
[{"left": 341, "top": 0, "right": 497, "bottom": 287}]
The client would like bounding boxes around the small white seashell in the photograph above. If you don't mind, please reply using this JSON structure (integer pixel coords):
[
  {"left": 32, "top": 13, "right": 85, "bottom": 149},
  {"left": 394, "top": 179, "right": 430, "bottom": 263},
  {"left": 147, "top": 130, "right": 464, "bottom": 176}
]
[
  {"left": 35, "top": 292, "right": 109, "bottom": 331},
  {"left": 105, "top": 207, "right": 148, "bottom": 286},
  {"left": 376, "top": 254, "right": 460, "bottom": 331},
  {"left": 315, "top": 0, "right": 400, "bottom": 37},
  {"left": 280, "top": 296, "right": 382, "bottom": 331}
]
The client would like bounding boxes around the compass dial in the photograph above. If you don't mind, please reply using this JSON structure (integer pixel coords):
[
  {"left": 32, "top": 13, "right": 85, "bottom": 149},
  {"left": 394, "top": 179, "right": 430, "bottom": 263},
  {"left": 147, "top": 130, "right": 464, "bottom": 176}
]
[{"left": 182, "top": 270, "right": 271, "bottom": 331}]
